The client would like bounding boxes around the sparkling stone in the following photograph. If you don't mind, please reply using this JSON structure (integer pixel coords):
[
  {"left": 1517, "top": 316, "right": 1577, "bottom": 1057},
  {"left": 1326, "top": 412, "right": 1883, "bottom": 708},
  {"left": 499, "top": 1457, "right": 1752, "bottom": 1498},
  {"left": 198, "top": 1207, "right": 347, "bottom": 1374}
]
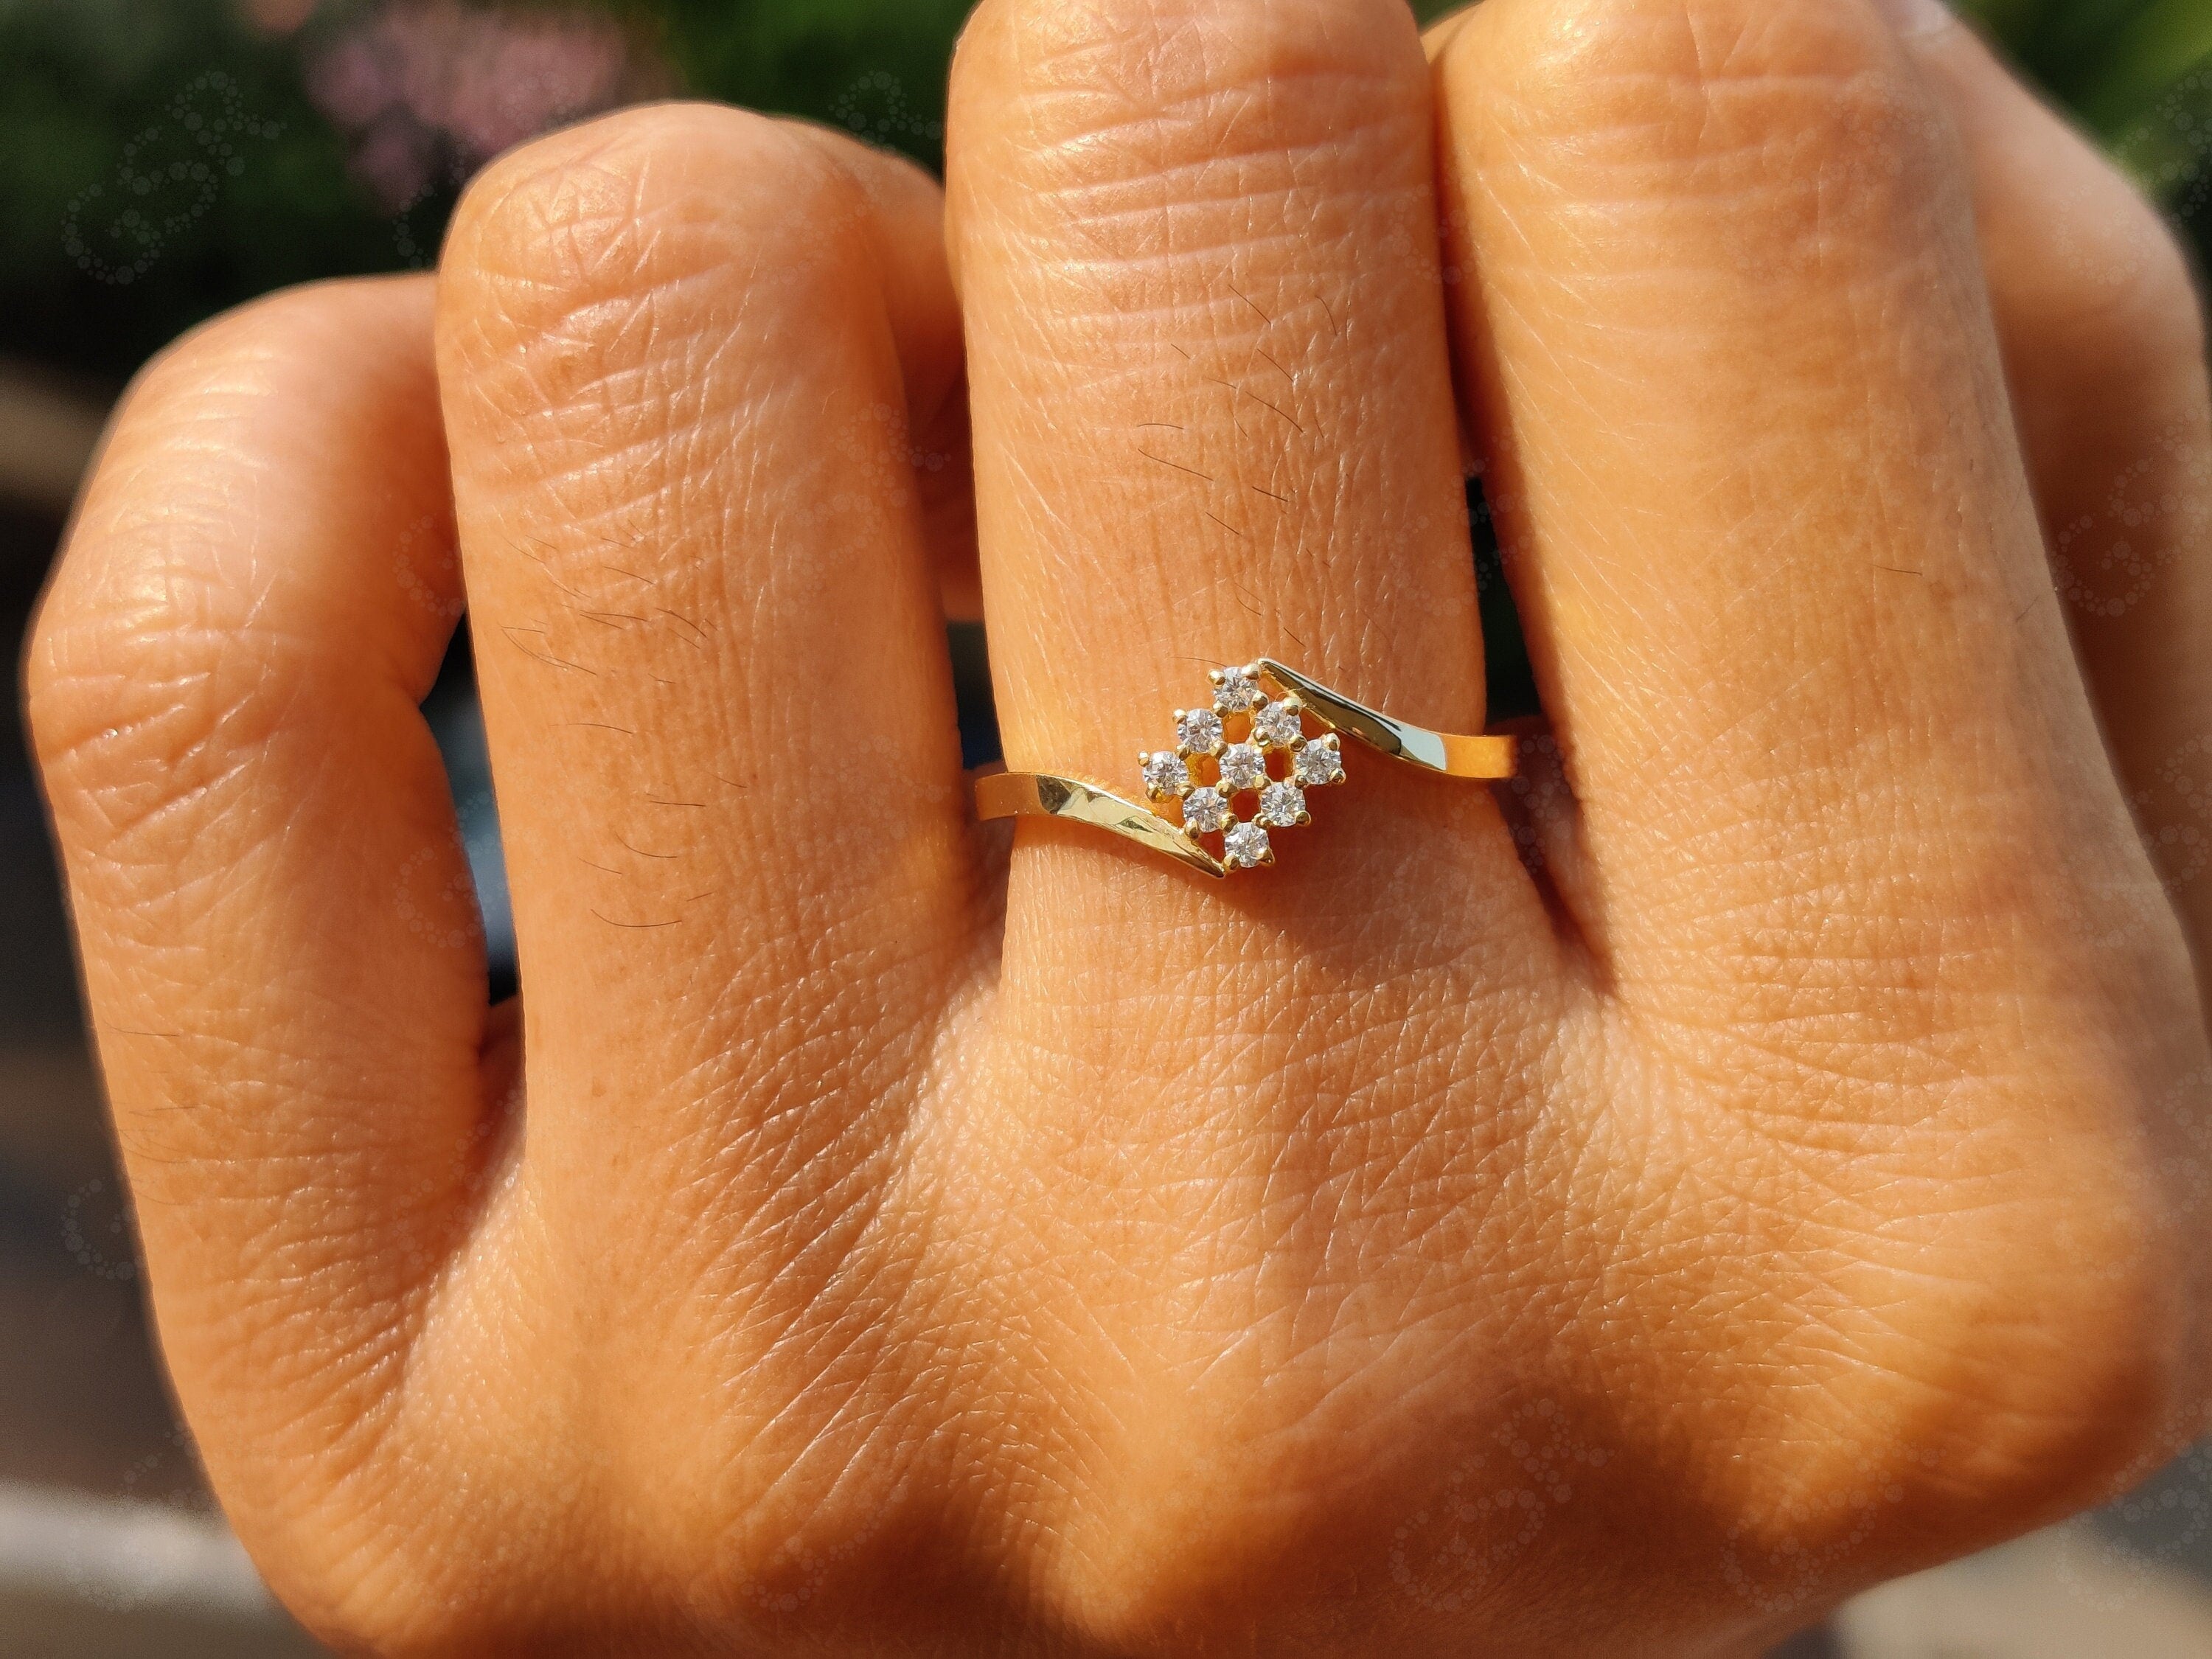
[
  {"left": 1177, "top": 708, "right": 1224, "bottom": 756},
  {"left": 1217, "top": 743, "right": 1266, "bottom": 792},
  {"left": 1181, "top": 787, "right": 1231, "bottom": 835},
  {"left": 1213, "top": 666, "right": 1264, "bottom": 714},
  {"left": 1224, "top": 821, "right": 1271, "bottom": 867},
  {"left": 1293, "top": 740, "right": 1345, "bottom": 787},
  {"left": 1256, "top": 781, "right": 1307, "bottom": 827},
  {"left": 1142, "top": 751, "right": 1190, "bottom": 799},
  {"left": 1253, "top": 698, "right": 1304, "bottom": 749}
]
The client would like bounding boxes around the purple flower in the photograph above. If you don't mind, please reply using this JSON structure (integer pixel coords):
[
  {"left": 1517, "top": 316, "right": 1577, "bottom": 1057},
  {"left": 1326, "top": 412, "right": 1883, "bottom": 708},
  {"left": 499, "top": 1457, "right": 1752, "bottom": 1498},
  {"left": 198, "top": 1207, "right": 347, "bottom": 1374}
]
[{"left": 305, "top": 2, "right": 656, "bottom": 211}]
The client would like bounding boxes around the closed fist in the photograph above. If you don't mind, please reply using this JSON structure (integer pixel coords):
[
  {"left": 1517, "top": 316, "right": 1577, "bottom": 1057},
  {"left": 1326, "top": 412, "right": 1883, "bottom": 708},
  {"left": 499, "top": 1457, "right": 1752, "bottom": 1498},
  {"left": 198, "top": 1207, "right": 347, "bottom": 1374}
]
[{"left": 27, "top": 0, "right": 2212, "bottom": 1652}]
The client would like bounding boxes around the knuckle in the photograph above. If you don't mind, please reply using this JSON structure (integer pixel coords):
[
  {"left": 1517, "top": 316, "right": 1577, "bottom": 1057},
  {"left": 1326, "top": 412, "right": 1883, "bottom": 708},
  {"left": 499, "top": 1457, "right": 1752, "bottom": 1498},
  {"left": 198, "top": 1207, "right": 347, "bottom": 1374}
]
[
  {"left": 2023, "top": 180, "right": 2206, "bottom": 361},
  {"left": 26, "top": 296, "right": 335, "bottom": 790},
  {"left": 952, "top": 0, "right": 1435, "bottom": 324},
  {"left": 2112, "top": 214, "right": 2204, "bottom": 358},
  {"left": 445, "top": 102, "right": 876, "bottom": 348},
  {"left": 122, "top": 279, "right": 352, "bottom": 414},
  {"left": 1445, "top": 0, "right": 1955, "bottom": 226},
  {"left": 32, "top": 513, "right": 246, "bottom": 742},
  {"left": 438, "top": 102, "right": 902, "bottom": 628},
  {"left": 956, "top": 0, "right": 1427, "bottom": 160},
  {"left": 30, "top": 605, "right": 280, "bottom": 860}
]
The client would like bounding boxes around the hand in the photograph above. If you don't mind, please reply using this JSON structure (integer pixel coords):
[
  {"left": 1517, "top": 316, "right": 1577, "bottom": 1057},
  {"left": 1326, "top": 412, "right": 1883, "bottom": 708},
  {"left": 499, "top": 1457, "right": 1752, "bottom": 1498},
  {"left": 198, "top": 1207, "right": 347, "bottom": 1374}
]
[{"left": 27, "top": 0, "right": 2212, "bottom": 1652}]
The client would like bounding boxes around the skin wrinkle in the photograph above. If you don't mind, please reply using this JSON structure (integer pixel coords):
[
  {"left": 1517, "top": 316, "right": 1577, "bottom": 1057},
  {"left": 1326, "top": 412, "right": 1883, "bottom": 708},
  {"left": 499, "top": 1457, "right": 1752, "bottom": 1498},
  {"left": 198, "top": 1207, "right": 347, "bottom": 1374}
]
[
  {"left": 434, "top": 100, "right": 1013, "bottom": 1628},
  {"left": 19, "top": 0, "right": 2212, "bottom": 1647},
  {"left": 974, "top": 37, "right": 1464, "bottom": 734},
  {"left": 1469, "top": 156, "right": 2053, "bottom": 1026}
]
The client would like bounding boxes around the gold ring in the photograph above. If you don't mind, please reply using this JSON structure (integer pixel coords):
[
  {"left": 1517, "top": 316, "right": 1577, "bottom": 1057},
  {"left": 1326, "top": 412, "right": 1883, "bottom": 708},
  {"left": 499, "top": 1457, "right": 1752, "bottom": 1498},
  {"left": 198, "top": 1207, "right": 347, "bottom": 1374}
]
[{"left": 974, "top": 658, "right": 1516, "bottom": 878}]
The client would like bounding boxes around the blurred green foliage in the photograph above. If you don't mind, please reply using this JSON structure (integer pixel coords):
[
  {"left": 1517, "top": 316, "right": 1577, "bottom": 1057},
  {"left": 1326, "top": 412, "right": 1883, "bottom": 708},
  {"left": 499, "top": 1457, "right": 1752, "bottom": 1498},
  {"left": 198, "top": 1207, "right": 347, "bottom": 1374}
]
[
  {"left": 619, "top": 0, "right": 973, "bottom": 153},
  {"left": 0, "top": 0, "right": 2208, "bottom": 386},
  {"left": 1, "top": 0, "right": 382, "bottom": 378}
]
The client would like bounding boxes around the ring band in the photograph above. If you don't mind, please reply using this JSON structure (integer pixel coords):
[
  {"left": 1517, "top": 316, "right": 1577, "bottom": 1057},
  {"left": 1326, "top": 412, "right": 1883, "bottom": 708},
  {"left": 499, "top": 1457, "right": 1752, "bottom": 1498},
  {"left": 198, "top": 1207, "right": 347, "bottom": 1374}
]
[{"left": 975, "top": 658, "right": 1516, "bottom": 878}]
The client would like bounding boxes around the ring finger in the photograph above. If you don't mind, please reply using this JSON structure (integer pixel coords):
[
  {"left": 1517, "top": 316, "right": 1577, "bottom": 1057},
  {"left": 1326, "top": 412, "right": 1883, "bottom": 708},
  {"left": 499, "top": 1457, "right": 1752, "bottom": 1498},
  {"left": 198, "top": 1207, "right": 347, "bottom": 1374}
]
[{"left": 945, "top": 0, "right": 1566, "bottom": 1607}]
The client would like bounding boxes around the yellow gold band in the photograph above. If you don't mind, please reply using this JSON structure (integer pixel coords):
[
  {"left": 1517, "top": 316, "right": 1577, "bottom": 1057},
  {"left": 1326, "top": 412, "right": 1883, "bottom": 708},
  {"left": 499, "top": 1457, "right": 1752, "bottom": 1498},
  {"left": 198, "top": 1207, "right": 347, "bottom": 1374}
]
[
  {"left": 974, "top": 659, "right": 1516, "bottom": 879},
  {"left": 973, "top": 771, "right": 1230, "bottom": 877},
  {"left": 1251, "top": 659, "right": 1517, "bottom": 782}
]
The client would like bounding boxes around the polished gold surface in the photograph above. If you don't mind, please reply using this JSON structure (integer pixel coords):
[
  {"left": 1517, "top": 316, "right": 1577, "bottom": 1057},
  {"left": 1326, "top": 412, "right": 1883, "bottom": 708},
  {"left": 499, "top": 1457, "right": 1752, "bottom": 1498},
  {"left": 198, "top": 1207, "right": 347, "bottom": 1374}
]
[
  {"left": 975, "top": 658, "right": 1519, "bottom": 877},
  {"left": 1254, "top": 659, "right": 1517, "bottom": 780},
  {"left": 974, "top": 770, "right": 1228, "bottom": 877}
]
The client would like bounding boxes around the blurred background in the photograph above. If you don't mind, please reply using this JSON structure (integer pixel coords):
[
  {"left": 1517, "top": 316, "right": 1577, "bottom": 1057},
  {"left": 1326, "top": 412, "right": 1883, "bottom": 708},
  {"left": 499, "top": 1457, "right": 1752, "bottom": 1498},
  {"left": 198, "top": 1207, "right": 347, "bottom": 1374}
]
[{"left": 2, "top": 1, "right": 2211, "bottom": 1653}]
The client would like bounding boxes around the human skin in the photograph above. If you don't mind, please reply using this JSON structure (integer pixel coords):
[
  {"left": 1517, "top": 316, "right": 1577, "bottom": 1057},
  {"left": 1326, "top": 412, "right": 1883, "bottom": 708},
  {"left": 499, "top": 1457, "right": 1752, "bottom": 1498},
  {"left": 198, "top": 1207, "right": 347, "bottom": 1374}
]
[{"left": 22, "top": 0, "right": 2212, "bottom": 1652}]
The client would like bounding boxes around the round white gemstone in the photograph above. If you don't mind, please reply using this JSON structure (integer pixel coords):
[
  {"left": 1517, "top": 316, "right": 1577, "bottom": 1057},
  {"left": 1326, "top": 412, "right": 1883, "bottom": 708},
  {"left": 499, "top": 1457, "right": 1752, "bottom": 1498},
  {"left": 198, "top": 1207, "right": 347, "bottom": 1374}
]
[
  {"left": 1213, "top": 667, "right": 1263, "bottom": 714},
  {"left": 1293, "top": 742, "right": 1344, "bottom": 786},
  {"left": 1253, "top": 698, "right": 1304, "bottom": 748},
  {"left": 1142, "top": 751, "right": 1189, "bottom": 798},
  {"left": 1181, "top": 787, "right": 1231, "bottom": 835},
  {"left": 1217, "top": 743, "right": 1266, "bottom": 793},
  {"left": 1224, "top": 821, "right": 1270, "bottom": 867},
  {"left": 1257, "top": 781, "right": 1306, "bottom": 827},
  {"left": 1178, "top": 709, "right": 1224, "bottom": 756}
]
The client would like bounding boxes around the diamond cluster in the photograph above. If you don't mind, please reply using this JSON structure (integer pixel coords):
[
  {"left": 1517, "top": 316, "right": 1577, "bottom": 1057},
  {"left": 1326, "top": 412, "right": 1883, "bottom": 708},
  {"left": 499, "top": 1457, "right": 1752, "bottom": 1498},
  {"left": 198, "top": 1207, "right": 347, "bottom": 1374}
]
[{"left": 1141, "top": 663, "right": 1346, "bottom": 871}]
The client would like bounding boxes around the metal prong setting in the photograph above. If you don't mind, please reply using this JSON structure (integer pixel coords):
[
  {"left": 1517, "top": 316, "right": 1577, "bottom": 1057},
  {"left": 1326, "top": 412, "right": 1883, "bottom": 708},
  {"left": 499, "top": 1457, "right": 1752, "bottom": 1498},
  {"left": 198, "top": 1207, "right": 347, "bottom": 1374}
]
[
  {"left": 1147, "top": 664, "right": 1343, "bottom": 874},
  {"left": 1141, "top": 750, "right": 1190, "bottom": 803},
  {"left": 1175, "top": 707, "right": 1225, "bottom": 758},
  {"left": 977, "top": 658, "right": 1512, "bottom": 880}
]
